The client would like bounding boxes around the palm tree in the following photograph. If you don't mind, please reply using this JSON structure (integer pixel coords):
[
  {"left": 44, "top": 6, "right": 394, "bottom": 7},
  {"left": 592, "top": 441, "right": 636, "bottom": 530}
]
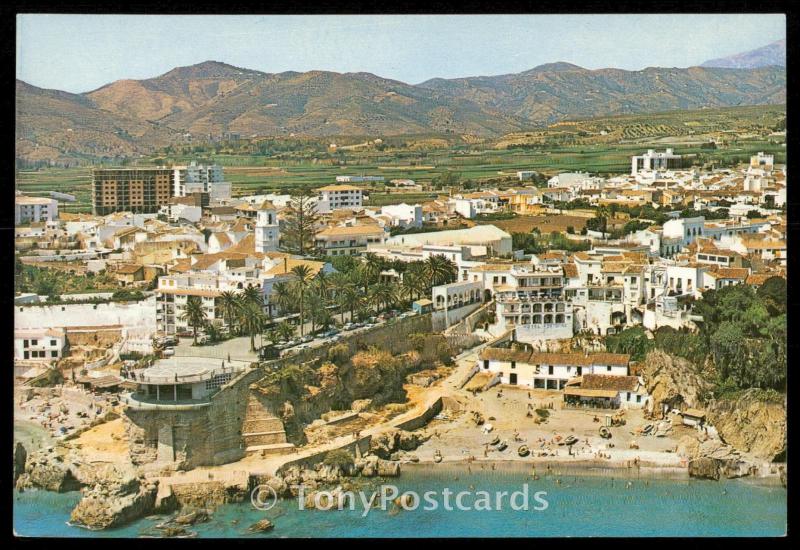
[
  {"left": 218, "top": 290, "right": 240, "bottom": 333},
  {"left": 242, "top": 284, "right": 263, "bottom": 309},
  {"left": 274, "top": 321, "right": 296, "bottom": 343},
  {"left": 425, "top": 255, "right": 458, "bottom": 288},
  {"left": 313, "top": 270, "right": 332, "bottom": 304},
  {"left": 290, "top": 264, "right": 314, "bottom": 336},
  {"left": 271, "top": 281, "right": 296, "bottom": 317},
  {"left": 239, "top": 303, "right": 267, "bottom": 352},
  {"left": 361, "top": 253, "right": 384, "bottom": 290},
  {"left": 179, "top": 296, "right": 207, "bottom": 345},
  {"left": 304, "top": 292, "right": 326, "bottom": 334},
  {"left": 369, "top": 283, "right": 396, "bottom": 313},
  {"left": 337, "top": 284, "right": 360, "bottom": 323}
]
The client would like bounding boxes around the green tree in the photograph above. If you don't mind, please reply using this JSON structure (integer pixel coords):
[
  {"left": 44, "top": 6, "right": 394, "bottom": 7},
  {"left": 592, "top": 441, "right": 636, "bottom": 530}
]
[
  {"left": 179, "top": 296, "right": 208, "bottom": 345},
  {"left": 218, "top": 290, "right": 241, "bottom": 333},
  {"left": 605, "top": 327, "right": 653, "bottom": 361},
  {"left": 290, "top": 264, "right": 314, "bottom": 336},
  {"left": 239, "top": 303, "right": 267, "bottom": 352},
  {"left": 281, "top": 192, "right": 320, "bottom": 255}
]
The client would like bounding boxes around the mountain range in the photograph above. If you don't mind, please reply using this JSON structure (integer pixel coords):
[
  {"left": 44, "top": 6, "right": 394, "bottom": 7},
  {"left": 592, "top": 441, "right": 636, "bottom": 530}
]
[
  {"left": 16, "top": 54, "right": 786, "bottom": 163},
  {"left": 701, "top": 40, "right": 785, "bottom": 69}
]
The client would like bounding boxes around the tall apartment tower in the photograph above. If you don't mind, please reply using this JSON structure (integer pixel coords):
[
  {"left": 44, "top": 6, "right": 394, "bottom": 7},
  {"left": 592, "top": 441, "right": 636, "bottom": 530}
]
[
  {"left": 92, "top": 168, "right": 173, "bottom": 215},
  {"left": 255, "top": 201, "right": 280, "bottom": 253},
  {"left": 173, "top": 162, "right": 231, "bottom": 201}
]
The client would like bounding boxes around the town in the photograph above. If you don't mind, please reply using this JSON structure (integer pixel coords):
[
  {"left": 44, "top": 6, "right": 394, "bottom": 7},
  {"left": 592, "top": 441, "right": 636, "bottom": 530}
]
[{"left": 13, "top": 143, "right": 787, "bottom": 531}]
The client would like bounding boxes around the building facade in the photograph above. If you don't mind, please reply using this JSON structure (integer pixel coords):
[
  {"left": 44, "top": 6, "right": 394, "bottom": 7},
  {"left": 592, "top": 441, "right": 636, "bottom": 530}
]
[
  {"left": 15, "top": 196, "right": 59, "bottom": 225},
  {"left": 92, "top": 168, "right": 173, "bottom": 215}
]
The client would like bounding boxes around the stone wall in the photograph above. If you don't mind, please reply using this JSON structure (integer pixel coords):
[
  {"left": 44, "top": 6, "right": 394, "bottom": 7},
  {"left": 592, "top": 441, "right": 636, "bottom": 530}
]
[
  {"left": 125, "top": 367, "right": 265, "bottom": 470},
  {"left": 124, "top": 314, "right": 438, "bottom": 470}
]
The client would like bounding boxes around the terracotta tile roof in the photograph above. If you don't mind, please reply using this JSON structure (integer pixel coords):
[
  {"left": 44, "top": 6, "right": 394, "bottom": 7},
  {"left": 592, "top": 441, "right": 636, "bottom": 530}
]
[
  {"left": 265, "top": 258, "right": 325, "bottom": 276},
  {"left": 709, "top": 267, "right": 750, "bottom": 280},
  {"left": 581, "top": 374, "right": 640, "bottom": 392},
  {"left": 114, "top": 264, "right": 143, "bottom": 275},
  {"left": 479, "top": 349, "right": 630, "bottom": 367},
  {"left": 316, "top": 224, "right": 385, "bottom": 238},
  {"left": 563, "top": 264, "right": 578, "bottom": 278}
]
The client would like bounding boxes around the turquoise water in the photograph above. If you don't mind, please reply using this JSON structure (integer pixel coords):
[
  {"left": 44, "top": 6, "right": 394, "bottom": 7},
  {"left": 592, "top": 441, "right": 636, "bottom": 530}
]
[{"left": 14, "top": 468, "right": 786, "bottom": 538}]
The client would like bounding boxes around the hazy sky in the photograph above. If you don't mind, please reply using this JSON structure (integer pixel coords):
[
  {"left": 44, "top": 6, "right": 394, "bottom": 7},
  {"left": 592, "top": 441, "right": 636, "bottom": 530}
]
[{"left": 17, "top": 14, "right": 786, "bottom": 93}]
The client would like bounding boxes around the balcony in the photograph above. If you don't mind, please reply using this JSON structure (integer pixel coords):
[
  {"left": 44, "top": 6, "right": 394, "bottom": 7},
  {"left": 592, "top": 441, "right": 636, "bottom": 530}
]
[{"left": 123, "top": 392, "right": 212, "bottom": 411}]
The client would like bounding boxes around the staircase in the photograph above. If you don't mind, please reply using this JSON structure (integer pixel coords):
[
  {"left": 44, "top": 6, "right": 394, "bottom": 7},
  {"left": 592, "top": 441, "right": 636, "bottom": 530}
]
[{"left": 242, "top": 394, "right": 295, "bottom": 456}]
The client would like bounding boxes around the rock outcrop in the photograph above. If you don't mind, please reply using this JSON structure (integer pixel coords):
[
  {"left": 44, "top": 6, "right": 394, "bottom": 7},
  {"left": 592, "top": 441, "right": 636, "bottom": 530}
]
[
  {"left": 641, "top": 350, "right": 710, "bottom": 414},
  {"left": 14, "top": 443, "right": 27, "bottom": 485},
  {"left": 70, "top": 470, "right": 157, "bottom": 530},
  {"left": 688, "top": 457, "right": 720, "bottom": 480},
  {"left": 249, "top": 518, "right": 275, "bottom": 532},
  {"left": 16, "top": 447, "right": 83, "bottom": 492},
  {"left": 368, "top": 429, "right": 430, "bottom": 459},
  {"left": 706, "top": 389, "right": 786, "bottom": 462}
]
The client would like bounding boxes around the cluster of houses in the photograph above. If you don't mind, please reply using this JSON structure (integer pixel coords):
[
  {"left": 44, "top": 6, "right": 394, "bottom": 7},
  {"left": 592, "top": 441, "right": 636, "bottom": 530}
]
[{"left": 14, "top": 152, "right": 786, "bottom": 386}]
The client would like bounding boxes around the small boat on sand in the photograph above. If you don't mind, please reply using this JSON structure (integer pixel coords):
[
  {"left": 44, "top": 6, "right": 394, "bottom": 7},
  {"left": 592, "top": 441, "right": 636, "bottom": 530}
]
[
  {"left": 497, "top": 441, "right": 508, "bottom": 452},
  {"left": 599, "top": 426, "right": 612, "bottom": 439},
  {"left": 518, "top": 445, "right": 530, "bottom": 457}
]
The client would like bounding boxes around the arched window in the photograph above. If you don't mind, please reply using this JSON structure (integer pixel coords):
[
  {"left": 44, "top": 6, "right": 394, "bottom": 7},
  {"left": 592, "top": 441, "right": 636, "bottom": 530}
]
[
  {"left": 532, "top": 314, "right": 542, "bottom": 324},
  {"left": 555, "top": 313, "right": 565, "bottom": 324}
]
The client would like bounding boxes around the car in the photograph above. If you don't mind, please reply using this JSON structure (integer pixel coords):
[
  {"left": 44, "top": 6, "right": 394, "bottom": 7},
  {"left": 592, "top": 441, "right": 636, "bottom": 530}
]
[
  {"left": 343, "top": 323, "right": 355, "bottom": 331},
  {"left": 176, "top": 330, "right": 194, "bottom": 338},
  {"left": 301, "top": 335, "right": 313, "bottom": 343},
  {"left": 162, "top": 347, "right": 175, "bottom": 357}
]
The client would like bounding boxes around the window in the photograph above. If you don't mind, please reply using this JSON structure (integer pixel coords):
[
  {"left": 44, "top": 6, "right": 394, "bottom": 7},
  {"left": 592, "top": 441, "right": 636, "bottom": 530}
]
[
  {"left": 548, "top": 366, "right": 553, "bottom": 375},
  {"left": 607, "top": 366, "right": 611, "bottom": 371},
  {"left": 636, "top": 395, "right": 642, "bottom": 403},
  {"left": 51, "top": 351, "right": 58, "bottom": 358},
  {"left": 23, "top": 351, "right": 29, "bottom": 359},
  {"left": 23, "top": 339, "right": 29, "bottom": 348},
  {"left": 31, "top": 339, "right": 37, "bottom": 346},
  {"left": 511, "top": 361, "right": 516, "bottom": 369},
  {"left": 483, "top": 360, "right": 489, "bottom": 370},
  {"left": 50, "top": 340, "right": 57, "bottom": 347}
]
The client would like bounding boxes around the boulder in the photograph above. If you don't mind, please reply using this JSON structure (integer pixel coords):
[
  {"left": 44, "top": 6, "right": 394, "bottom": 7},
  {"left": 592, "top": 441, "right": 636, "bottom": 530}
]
[
  {"left": 376, "top": 460, "right": 401, "bottom": 477},
  {"left": 688, "top": 458, "right": 720, "bottom": 481},
  {"left": 153, "top": 483, "right": 177, "bottom": 514},
  {"left": 173, "top": 509, "right": 210, "bottom": 525},
  {"left": 70, "top": 472, "right": 157, "bottom": 530},
  {"left": 13, "top": 443, "right": 27, "bottom": 485},
  {"left": 248, "top": 518, "right": 275, "bottom": 532}
]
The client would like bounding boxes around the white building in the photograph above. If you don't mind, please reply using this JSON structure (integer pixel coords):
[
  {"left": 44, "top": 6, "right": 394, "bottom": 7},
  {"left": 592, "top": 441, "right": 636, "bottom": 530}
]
[
  {"left": 386, "top": 225, "right": 513, "bottom": 257},
  {"left": 173, "top": 162, "right": 231, "bottom": 200},
  {"left": 335, "top": 175, "right": 384, "bottom": 183},
  {"left": 487, "top": 264, "right": 574, "bottom": 342},
  {"left": 478, "top": 348, "right": 630, "bottom": 390},
  {"left": 631, "top": 149, "right": 682, "bottom": 175},
  {"left": 14, "top": 328, "right": 68, "bottom": 363},
  {"left": 15, "top": 196, "right": 58, "bottom": 225},
  {"left": 380, "top": 203, "right": 423, "bottom": 228},
  {"left": 255, "top": 201, "right": 280, "bottom": 253},
  {"left": 316, "top": 185, "right": 364, "bottom": 214}
]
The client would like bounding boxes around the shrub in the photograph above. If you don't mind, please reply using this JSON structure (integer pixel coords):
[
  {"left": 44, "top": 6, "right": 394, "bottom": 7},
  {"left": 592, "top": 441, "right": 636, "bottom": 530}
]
[{"left": 323, "top": 449, "right": 355, "bottom": 469}]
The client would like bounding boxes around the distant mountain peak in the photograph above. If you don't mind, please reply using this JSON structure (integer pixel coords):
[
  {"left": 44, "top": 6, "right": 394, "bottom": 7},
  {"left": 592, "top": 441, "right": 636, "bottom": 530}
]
[
  {"left": 524, "top": 62, "right": 585, "bottom": 74},
  {"left": 156, "top": 60, "right": 264, "bottom": 80},
  {"left": 700, "top": 40, "right": 785, "bottom": 69}
]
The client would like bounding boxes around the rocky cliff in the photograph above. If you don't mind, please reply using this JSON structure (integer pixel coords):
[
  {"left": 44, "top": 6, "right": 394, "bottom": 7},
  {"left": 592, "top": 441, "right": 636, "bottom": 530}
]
[
  {"left": 706, "top": 389, "right": 786, "bottom": 462},
  {"left": 641, "top": 350, "right": 710, "bottom": 414}
]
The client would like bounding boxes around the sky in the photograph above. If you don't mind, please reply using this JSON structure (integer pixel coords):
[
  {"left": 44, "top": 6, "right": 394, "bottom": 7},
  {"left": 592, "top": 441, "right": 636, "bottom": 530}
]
[{"left": 17, "top": 14, "right": 786, "bottom": 93}]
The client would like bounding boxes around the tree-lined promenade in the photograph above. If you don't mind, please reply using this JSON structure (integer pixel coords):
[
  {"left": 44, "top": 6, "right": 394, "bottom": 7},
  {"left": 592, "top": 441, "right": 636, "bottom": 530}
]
[{"left": 180, "top": 252, "right": 458, "bottom": 352}]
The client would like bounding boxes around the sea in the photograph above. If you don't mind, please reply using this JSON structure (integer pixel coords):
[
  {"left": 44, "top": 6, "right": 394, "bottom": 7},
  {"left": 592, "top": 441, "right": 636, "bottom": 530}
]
[{"left": 14, "top": 466, "right": 786, "bottom": 538}]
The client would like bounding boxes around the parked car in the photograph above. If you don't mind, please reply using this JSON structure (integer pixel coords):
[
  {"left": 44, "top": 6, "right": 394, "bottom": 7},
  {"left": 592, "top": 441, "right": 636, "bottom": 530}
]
[
  {"left": 301, "top": 335, "right": 313, "bottom": 343},
  {"left": 162, "top": 347, "right": 175, "bottom": 357}
]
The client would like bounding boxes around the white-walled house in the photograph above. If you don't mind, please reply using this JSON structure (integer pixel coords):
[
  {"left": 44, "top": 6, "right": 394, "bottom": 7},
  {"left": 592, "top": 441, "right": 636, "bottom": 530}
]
[
  {"left": 14, "top": 328, "right": 68, "bottom": 363},
  {"left": 478, "top": 348, "right": 630, "bottom": 390}
]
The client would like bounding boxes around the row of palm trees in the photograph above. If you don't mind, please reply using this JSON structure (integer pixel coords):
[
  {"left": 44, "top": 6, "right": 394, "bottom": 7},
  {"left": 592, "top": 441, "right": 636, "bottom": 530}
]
[{"left": 178, "top": 253, "right": 458, "bottom": 353}]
